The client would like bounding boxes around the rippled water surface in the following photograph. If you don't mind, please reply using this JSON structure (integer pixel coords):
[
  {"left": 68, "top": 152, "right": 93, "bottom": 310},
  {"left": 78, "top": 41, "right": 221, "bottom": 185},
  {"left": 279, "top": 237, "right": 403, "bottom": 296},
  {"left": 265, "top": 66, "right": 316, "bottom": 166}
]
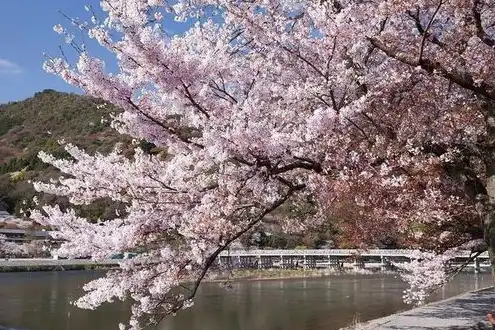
[{"left": 0, "top": 271, "right": 492, "bottom": 330}]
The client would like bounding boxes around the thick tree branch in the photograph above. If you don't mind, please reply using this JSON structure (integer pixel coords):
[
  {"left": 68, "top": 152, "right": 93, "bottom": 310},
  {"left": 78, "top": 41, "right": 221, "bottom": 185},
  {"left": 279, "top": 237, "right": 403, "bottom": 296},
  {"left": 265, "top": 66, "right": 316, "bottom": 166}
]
[
  {"left": 127, "top": 98, "right": 205, "bottom": 148},
  {"left": 368, "top": 37, "right": 495, "bottom": 103},
  {"left": 154, "top": 183, "right": 304, "bottom": 325},
  {"left": 472, "top": 0, "right": 495, "bottom": 48},
  {"left": 271, "top": 159, "right": 323, "bottom": 174},
  {"left": 182, "top": 83, "right": 211, "bottom": 119}
]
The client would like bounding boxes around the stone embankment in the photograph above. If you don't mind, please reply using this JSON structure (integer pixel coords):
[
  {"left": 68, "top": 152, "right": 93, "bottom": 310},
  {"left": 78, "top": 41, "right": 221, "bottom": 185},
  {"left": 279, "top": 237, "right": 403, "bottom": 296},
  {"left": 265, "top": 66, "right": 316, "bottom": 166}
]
[
  {"left": 344, "top": 287, "right": 495, "bottom": 329},
  {"left": 0, "top": 258, "right": 117, "bottom": 272}
]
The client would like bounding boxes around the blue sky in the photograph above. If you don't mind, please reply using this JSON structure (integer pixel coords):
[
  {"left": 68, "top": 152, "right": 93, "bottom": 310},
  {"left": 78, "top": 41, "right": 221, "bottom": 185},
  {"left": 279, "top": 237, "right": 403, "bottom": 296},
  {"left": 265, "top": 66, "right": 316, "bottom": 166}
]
[
  {"left": 0, "top": 1, "right": 101, "bottom": 102},
  {"left": 0, "top": 1, "right": 192, "bottom": 103}
]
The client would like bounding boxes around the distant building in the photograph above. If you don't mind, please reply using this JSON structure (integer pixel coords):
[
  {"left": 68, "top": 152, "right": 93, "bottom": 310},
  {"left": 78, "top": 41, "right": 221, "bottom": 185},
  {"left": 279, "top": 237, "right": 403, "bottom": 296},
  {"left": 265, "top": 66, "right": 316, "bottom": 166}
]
[
  {"left": 0, "top": 228, "right": 51, "bottom": 242},
  {"left": 0, "top": 211, "right": 14, "bottom": 220}
]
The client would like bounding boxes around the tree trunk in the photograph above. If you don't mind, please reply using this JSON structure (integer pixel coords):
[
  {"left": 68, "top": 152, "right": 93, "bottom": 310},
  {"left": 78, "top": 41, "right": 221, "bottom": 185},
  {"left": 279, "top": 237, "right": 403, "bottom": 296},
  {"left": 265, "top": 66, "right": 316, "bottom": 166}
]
[
  {"left": 487, "top": 202, "right": 495, "bottom": 327},
  {"left": 486, "top": 202, "right": 495, "bottom": 277},
  {"left": 484, "top": 111, "right": 495, "bottom": 328},
  {"left": 486, "top": 110, "right": 495, "bottom": 275}
]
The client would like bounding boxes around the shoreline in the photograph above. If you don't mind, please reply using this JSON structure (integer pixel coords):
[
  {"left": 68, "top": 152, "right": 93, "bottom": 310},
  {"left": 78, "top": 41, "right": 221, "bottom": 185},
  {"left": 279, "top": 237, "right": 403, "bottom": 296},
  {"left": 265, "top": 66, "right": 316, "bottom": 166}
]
[
  {"left": 204, "top": 268, "right": 400, "bottom": 283},
  {"left": 341, "top": 286, "right": 495, "bottom": 329},
  {"left": 0, "top": 263, "right": 396, "bottom": 277},
  {"left": 1, "top": 264, "right": 485, "bottom": 278},
  {"left": 0, "top": 264, "right": 113, "bottom": 272}
]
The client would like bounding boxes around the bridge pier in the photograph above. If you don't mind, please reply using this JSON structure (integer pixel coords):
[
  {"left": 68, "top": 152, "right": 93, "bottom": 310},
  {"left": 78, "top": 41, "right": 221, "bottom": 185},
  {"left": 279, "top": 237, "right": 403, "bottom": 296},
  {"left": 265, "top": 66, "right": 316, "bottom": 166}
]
[{"left": 353, "top": 257, "right": 364, "bottom": 269}]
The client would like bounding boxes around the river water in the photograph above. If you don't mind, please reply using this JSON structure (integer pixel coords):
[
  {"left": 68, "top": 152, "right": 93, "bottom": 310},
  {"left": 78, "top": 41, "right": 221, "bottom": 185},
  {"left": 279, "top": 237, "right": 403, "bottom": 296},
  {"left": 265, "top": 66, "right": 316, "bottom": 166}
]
[{"left": 0, "top": 271, "right": 492, "bottom": 330}]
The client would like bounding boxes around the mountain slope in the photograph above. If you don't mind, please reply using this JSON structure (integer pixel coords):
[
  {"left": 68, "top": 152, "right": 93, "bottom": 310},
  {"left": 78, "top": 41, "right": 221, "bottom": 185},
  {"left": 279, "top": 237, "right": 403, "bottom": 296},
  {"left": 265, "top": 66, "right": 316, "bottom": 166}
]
[
  {"left": 0, "top": 89, "right": 384, "bottom": 249},
  {"left": 0, "top": 89, "right": 122, "bottom": 165},
  {"left": 0, "top": 89, "right": 127, "bottom": 217}
]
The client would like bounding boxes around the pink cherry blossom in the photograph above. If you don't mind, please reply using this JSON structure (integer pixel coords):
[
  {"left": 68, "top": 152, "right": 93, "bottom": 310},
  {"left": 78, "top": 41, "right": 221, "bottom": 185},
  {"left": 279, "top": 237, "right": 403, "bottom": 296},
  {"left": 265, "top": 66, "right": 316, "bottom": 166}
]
[{"left": 38, "top": 0, "right": 495, "bottom": 328}]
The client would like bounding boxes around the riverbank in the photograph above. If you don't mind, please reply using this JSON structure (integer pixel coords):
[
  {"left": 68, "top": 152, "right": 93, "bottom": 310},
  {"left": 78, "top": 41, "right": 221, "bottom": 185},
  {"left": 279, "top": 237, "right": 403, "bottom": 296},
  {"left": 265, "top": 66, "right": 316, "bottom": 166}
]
[
  {"left": 0, "top": 258, "right": 397, "bottom": 277},
  {"left": 343, "top": 286, "right": 495, "bottom": 329},
  {"left": 0, "top": 264, "right": 387, "bottom": 277},
  {"left": 0, "top": 257, "right": 397, "bottom": 275},
  {"left": 0, "top": 258, "right": 118, "bottom": 272},
  {"left": 1, "top": 258, "right": 480, "bottom": 282},
  {"left": 0, "top": 264, "right": 113, "bottom": 272},
  {"left": 207, "top": 267, "right": 397, "bottom": 282}
]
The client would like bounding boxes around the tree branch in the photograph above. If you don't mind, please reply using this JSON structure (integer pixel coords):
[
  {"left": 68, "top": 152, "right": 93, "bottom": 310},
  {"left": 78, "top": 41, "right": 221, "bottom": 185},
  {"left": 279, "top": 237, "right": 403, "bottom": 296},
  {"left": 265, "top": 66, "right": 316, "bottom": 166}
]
[
  {"left": 182, "top": 83, "right": 210, "bottom": 119},
  {"left": 271, "top": 159, "right": 323, "bottom": 174},
  {"left": 472, "top": 0, "right": 495, "bottom": 48},
  {"left": 418, "top": 0, "right": 443, "bottom": 63},
  {"left": 282, "top": 46, "right": 327, "bottom": 80},
  {"left": 127, "top": 98, "right": 204, "bottom": 148},
  {"left": 407, "top": 7, "right": 444, "bottom": 48},
  {"left": 368, "top": 37, "right": 495, "bottom": 102},
  {"left": 153, "top": 183, "right": 305, "bottom": 325}
]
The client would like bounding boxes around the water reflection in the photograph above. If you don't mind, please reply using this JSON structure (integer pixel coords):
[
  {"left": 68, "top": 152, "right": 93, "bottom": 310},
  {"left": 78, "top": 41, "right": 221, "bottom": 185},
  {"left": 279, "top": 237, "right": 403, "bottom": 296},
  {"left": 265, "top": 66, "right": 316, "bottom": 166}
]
[{"left": 0, "top": 271, "right": 491, "bottom": 330}]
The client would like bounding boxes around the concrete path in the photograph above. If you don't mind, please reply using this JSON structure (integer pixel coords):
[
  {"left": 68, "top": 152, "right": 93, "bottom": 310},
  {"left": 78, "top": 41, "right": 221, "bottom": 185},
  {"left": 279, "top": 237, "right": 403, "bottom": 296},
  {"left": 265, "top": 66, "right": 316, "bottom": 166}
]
[
  {"left": 0, "top": 258, "right": 118, "bottom": 267},
  {"left": 350, "top": 287, "right": 495, "bottom": 329}
]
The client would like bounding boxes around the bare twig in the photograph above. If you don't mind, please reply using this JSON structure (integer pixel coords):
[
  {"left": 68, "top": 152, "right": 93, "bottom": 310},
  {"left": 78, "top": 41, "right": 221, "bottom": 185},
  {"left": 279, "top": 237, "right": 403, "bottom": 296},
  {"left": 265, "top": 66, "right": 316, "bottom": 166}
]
[{"left": 418, "top": 0, "right": 443, "bottom": 63}]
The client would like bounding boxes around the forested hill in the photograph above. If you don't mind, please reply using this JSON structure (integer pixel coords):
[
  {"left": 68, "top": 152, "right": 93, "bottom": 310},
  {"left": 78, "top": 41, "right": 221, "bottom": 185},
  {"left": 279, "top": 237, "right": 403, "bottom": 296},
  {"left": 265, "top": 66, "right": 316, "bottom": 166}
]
[
  {"left": 0, "top": 89, "right": 127, "bottom": 217},
  {"left": 0, "top": 89, "right": 376, "bottom": 249}
]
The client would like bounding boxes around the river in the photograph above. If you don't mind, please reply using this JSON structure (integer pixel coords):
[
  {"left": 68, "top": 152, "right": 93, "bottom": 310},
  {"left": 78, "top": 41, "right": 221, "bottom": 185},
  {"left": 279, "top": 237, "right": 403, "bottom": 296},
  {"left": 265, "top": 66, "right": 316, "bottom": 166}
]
[{"left": 0, "top": 271, "right": 492, "bottom": 330}]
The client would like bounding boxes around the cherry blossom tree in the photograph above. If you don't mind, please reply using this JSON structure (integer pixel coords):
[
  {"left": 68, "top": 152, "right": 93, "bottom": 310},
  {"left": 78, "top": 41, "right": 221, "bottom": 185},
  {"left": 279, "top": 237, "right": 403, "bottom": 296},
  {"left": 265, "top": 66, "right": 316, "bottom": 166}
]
[
  {"left": 34, "top": 0, "right": 494, "bottom": 328},
  {"left": 0, "top": 234, "right": 8, "bottom": 256}
]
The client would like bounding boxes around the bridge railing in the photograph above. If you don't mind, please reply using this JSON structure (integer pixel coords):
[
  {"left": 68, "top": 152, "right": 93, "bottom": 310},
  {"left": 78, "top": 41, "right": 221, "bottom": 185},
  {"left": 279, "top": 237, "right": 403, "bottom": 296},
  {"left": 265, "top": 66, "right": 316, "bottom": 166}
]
[{"left": 218, "top": 249, "right": 489, "bottom": 258}]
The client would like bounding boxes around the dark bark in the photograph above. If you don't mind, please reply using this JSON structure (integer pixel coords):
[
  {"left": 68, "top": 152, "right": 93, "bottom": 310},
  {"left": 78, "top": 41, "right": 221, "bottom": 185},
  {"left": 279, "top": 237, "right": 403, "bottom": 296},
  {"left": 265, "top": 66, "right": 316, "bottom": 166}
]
[{"left": 484, "top": 111, "right": 495, "bottom": 279}]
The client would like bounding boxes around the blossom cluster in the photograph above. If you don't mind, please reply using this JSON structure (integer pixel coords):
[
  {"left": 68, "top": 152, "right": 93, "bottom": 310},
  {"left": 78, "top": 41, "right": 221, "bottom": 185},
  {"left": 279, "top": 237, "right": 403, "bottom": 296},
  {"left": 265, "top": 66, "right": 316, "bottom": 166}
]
[{"left": 38, "top": 0, "right": 495, "bottom": 328}]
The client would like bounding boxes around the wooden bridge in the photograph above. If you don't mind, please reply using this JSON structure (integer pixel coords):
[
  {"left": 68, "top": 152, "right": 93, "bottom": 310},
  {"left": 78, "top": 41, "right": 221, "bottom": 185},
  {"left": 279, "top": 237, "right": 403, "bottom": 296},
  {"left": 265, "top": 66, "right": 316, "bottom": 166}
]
[{"left": 217, "top": 249, "right": 490, "bottom": 272}]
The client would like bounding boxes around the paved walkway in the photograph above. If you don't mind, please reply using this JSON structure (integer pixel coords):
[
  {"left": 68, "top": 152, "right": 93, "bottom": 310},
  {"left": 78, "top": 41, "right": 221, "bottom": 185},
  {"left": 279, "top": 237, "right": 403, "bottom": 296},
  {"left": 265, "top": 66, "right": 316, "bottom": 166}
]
[
  {"left": 351, "top": 287, "right": 495, "bottom": 329},
  {"left": 0, "top": 258, "right": 117, "bottom": 267}
]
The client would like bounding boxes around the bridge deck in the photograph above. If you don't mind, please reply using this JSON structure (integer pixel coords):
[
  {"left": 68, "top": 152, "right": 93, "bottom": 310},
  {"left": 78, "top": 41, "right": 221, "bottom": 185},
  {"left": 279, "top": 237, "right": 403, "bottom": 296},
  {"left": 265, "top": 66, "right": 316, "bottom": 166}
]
[
  {"left": 218, "top": 249, "right": 489, "bottom": 258},
  {"left": 0, "top": 249, "right": 488, "bottom": 269}
]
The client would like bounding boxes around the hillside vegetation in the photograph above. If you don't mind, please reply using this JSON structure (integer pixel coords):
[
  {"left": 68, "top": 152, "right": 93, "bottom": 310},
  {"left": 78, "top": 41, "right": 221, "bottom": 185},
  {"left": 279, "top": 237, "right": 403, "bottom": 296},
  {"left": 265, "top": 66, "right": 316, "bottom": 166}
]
[
  {"left": 0, "top": 89, "right": 128, "bottom": 218},
  {"left": 0, "top": 89, "right": 394, "bottom": 249}
]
